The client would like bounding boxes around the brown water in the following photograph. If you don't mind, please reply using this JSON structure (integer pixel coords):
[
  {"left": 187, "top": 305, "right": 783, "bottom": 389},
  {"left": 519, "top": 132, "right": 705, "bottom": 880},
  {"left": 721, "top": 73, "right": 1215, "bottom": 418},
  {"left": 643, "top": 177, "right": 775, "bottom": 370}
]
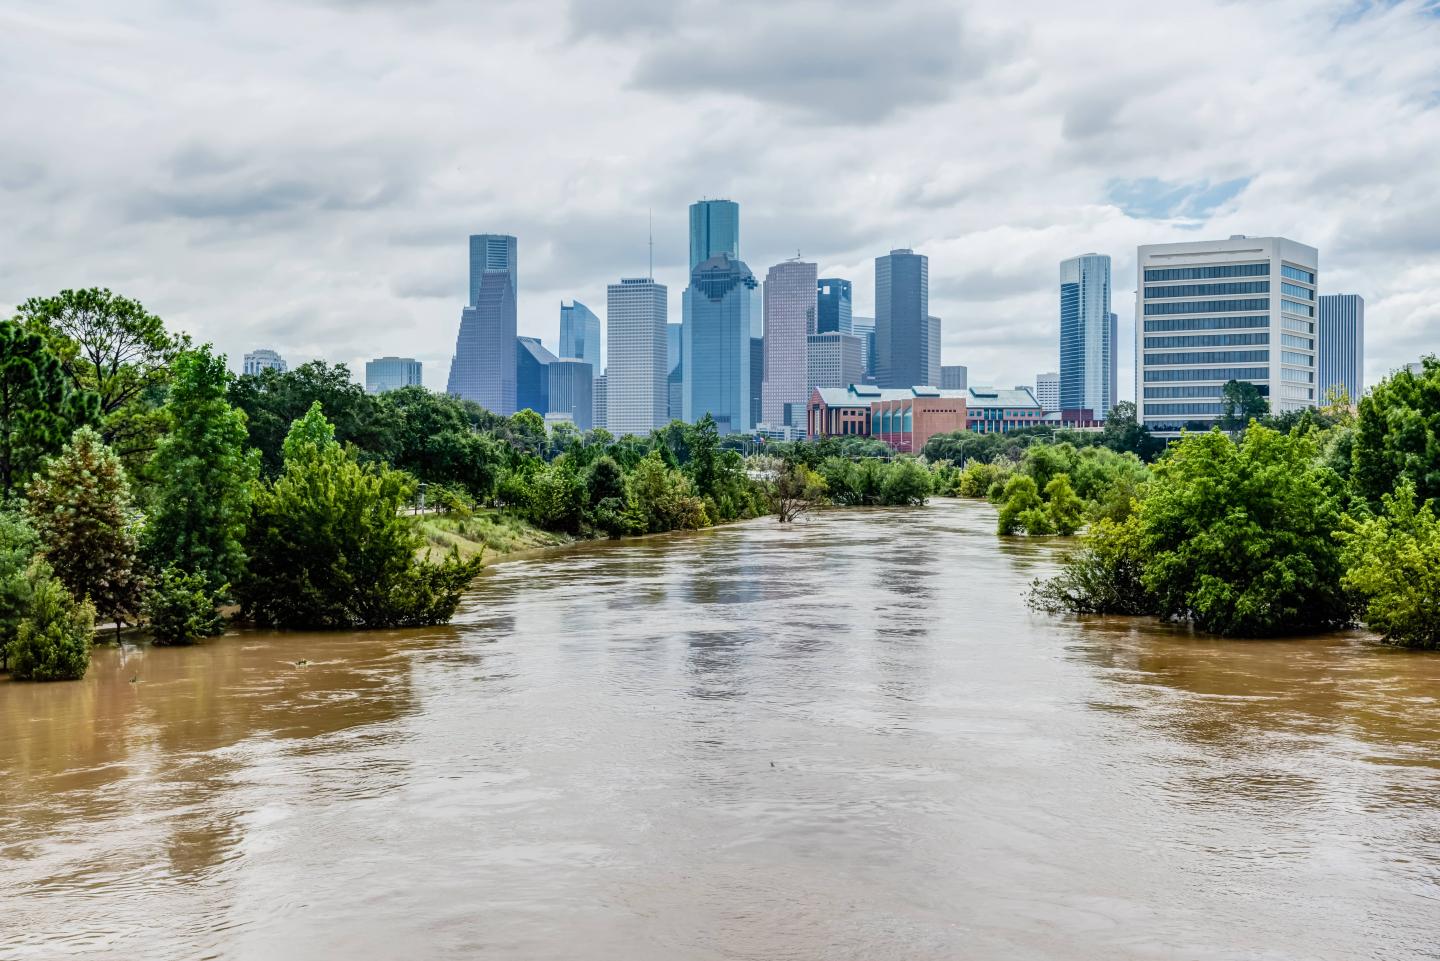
[{"left": 2, "top": 500, "right": 1438, "bottom": 960}]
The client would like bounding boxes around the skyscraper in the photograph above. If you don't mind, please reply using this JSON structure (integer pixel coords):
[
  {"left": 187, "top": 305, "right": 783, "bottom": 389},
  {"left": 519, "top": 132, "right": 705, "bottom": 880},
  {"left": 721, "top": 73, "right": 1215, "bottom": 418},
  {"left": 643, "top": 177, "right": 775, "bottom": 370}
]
[
  {"left": 449, "top": 234, "right": 518, "bottom": 414},
  {"left": 1318, "top": 294, "right": 1365, "bottom": 404},
  {"left": 1059, "top": 253, "right": 1114, "bottom": 417},
  {"left": 593, "top": 373, "right": 607, "bottom": 430},
  {"left": 548, "top": 358, "right": 594, "bottom": 430},
  {"left": 666, "top": 323, "right": 683, "bottom": 421},
  {"left": 1136, "top": 235, "right": 1318, "bottom": 436},
  {"left": 689, "top": 200, "right": 740, "bottom": 270},
  {"left": 817, "top": 278, "right": 853, "bottom": 334},
  {"left": 242, "top": 349, "right": 287, "bottom": 376},
  {"left": 874, "top": 249, "right": 929, "bottom": 388},
  {"left": 941, "top": 365, "right": 968, "bottom": 390},
  {"left": 516, "top": 336, "right": 557, "bottom": 414},
  {"left": 852, "top": 316, "right": 876, "bottom": 382},
  {"left": 762, "top": 259, "right": 818, "bottom": 428},
  {"left": 684, "top": 253, "right": 758, "bottom": 434},
  {"left": 606, "top": 277, "right": 667, "bottom": 435},
  {"left": 1034, "top": 371, "right": 1060, "bottom": 411},
  {"left": 808, "top": 332, "right": 863, "bottom": 392},
  {"left": 559, "top": 300, "right": 602, "bottom": 372},
  {"left": 365, "top": 356, "right": 422, "bottom": 394},
  {"left": 925, "top": 315, "right": 941, "bottom": 387}
]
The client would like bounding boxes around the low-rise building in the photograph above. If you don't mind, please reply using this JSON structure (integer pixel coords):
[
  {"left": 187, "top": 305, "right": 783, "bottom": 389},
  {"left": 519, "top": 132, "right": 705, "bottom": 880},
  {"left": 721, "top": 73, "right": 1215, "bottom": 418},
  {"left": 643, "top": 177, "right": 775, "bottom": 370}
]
[{"left": 808, "top": 384, "right": 967, "bottom": 453}]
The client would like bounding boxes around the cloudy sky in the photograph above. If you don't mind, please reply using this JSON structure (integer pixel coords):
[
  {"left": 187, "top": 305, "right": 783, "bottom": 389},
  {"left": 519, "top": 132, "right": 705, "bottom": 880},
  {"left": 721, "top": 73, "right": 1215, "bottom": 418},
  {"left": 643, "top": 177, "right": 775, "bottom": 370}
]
[{"left": 3, "top": 0, "right": 1438, "bottom": 399}]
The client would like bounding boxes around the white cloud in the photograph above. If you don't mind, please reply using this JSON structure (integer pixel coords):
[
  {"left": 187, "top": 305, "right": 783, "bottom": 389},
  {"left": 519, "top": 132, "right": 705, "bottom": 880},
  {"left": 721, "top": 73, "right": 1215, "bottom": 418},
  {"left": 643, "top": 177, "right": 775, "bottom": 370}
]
[{"left": 1, "top": 0, "right": 1438, "bottom": 396}]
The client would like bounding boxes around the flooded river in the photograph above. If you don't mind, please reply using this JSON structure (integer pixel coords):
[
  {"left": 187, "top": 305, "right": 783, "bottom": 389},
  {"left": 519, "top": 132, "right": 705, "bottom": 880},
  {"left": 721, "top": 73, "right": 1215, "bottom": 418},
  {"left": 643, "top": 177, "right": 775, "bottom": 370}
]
[{"left": 2, "top": 500, "right": 1438, "bottom": 960}]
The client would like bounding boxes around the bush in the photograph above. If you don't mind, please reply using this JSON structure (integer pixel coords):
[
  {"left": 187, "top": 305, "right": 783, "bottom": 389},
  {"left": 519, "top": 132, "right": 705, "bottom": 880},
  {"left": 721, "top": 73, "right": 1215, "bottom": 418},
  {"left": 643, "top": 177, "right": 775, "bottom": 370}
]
[
  {"left": 8, "top": 562, "right": 94, "bottom": 681},
  {"left": 627, "top": 451, "right": 709, "bottom": 534},
  {"left": 1029, "top": 517, "right": 1154, "bottom": 616},
  {"left": 0, "top": 512, "right": 39, "bottom": 672},
  {"left": 997, "top": 475, "right": 1043, "bottom": 535},
  {"left": 955, "top": 459, "right": 1012, "bottom": 498},
  {"left": 1044, "top": 474, "right": 1086, "bottom": 536},
  {"left": 143, "top": 566, "right": 224, "bottom": 646},
  {"left": 1339, "top": 481, "right": 1440, "bottom": 649},
  {"left": 880, "top": 458, "right": 932, "bottom": 506}
]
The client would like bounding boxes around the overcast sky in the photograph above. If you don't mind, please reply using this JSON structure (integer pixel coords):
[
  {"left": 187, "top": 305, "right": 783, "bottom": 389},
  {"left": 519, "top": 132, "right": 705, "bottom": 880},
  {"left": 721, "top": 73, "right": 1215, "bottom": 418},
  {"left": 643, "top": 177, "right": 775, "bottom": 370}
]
[{"left": 3, "top": 0, "right": 1438, "bottom": 399}]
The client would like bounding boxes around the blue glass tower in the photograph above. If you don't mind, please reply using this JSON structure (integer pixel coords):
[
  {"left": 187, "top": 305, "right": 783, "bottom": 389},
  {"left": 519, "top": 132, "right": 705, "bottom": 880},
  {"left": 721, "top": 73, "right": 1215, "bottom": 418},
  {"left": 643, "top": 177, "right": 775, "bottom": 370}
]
[
  {"left": 1317, "top": 294, "right": 1364, "bottom": 404},
  {"left": 559, "top": 300, "right": 602, "bottom": 372},
  {"left": 874, "top": 249, "right": 928, "bottom": 388},
  {"left": 516, "top": 336, "right": 557, "bottom": 415},
  {"left": 1059, "top": 253, "right": 1113, "bottom": 415},
  {"left": 450, "top": 234, "right": 518, "bottom": 414},
  {"left": 817, "top": 278, "right": 853, "bottom": 335},
  {"left": 684, "top": 253, "right": 758, "bottom": 434},
  {"left": 689, "top": 200, "right": 740, "bottom": 270}
]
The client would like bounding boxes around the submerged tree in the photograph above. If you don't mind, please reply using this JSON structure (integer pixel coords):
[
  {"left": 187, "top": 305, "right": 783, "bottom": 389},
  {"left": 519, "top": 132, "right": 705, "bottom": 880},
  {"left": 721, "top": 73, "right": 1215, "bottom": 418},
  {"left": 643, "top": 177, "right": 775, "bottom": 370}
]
[
  {"left": 7, "top": 561, "right": 94, "bottom": 682},
  {"left": 1338, "top": 481, "right": 1440, "bottom": 649},
  {"left": 770, "top": 462, "right": 827, "bottom": 523}
]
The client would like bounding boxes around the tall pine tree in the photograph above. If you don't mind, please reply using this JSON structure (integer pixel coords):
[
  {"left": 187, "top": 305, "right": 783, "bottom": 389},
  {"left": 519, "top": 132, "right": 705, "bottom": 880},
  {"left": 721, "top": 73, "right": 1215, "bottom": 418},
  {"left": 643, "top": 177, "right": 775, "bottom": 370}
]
[{"left": 0, "top": 320, "right": 96, "bottom": 499}]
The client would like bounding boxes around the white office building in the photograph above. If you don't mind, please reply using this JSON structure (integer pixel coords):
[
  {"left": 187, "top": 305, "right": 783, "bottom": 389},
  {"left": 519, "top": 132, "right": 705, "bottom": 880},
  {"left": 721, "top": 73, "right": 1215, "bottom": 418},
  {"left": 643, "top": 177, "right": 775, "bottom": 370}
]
[
  {"left": 365, "top": 356, "right": 422, "bottom": 394},
  {"left": 1034, "top": 371, "right": 1060, "bottom": 411},
  {"left": 605, "top": 277, "right": 667, "bottom": 436},
  {"left": 242, "top": 348, "right": 287, "bottom": 376},
  {"left": 1136, "top": 236, "right": 1319, "bottom": 435},
  {"left": 762, "top": 259, "right": 818, "bottom": 429}
]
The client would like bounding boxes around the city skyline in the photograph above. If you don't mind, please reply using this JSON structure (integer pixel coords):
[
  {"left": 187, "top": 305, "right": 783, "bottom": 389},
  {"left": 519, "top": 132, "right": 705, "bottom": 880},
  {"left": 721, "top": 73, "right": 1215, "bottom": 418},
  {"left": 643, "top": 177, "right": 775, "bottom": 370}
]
[{"left": 3, "top": 2, "right": 1437, "bottom": 400}]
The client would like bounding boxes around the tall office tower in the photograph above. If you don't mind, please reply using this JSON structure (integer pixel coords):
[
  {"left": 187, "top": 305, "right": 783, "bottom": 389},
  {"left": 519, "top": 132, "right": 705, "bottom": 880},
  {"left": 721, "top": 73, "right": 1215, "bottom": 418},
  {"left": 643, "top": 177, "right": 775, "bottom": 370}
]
[
  {"left": 762, "top": 259, "right": 818, "bottom": 428},
  {"left": 1109, "top": 312, "right": 1119, "bottom": 415},
  {"left": 242, "top": 349, "right": 287, "bottom": 376},
  {"left": 1034, "top": 371, "right": 1061, "bottom": 411},
  {"left": 1059, "top": 253, "right": 1114, "bottom": 418},
  {"left": 689, "top": 199, "right": 740, "bottom": 269},
  {"left": 852, "top": 316, "right": 876, "bottom": 382},
  {"left": 666, "top": 323, "right": 683, "bottom": 420},
  {"left": 365, "top": 356, "right": 422, "bottom": 394},
  {"left": 1136, "top": 235, "right": 1319, "bottom": 436},
  {"left": 516, "top": 336, "right": 557, "bottom": 414},
  {"left": 606, "top": 277, "right": 667, "bottom": 435},
  {"left": 874, "top": 249, "right": 929, "bottom": 388},
  {"left": 816, "top": 278, "right": 853, "bottom": 334},
  {"left": 1317, "top": 294, "right": 1365, "bottom": 404},
  {"left": 559, "top": 300, "right": 602, "bottom": 372},
  {"left": 449, "top": 233, "right": 518, "bottom": 413},
  {"left": 548, "top": 359, "right": 594, "bottom": 430},
  {"left": 684, "top": 253, "right": 758, "bottom": 434},
  {"left": 924, "top": 315, "right": 941, "bottom": 386},
  {"left": 807, "top": 332, "right": 863, "bottom": 391},
  {"left": 941, "top": 365, "right": 968, "bottom": 390},
  {"left": 593, "top": 373, "right": 607, "bottom": 430},
  {"left": 750, "top": 281, "right": 764, "bottom": 429}
]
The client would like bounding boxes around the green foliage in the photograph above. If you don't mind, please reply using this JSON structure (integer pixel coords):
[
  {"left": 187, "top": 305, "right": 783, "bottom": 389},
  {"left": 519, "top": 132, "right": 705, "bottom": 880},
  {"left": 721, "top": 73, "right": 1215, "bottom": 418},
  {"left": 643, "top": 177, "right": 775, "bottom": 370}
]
[
  {"left": 142, "top": 347, "right": 259, "bottom": 594},
  {"left": 1029, "top": 517, "right": 1155, "bottom": 616},
  {"left": 0, "top": 512, "right": 39, "bottom": 671},
  {"left": 1044, "top": 474, "right": 1085, "bottom": 536},
  {"left": 1137, "top": 426, "right": 1350, "bottom": 637},
  {"left": 1219, "top": 379, "right": 1269, "bottom": 434},
  {"left": 143, "top": 565, "right": 224, "bottom": 646},
  {"left": 1099, "top": 402, "right": 1165, "bottom": 461},
  {"left": 237, "top": 404, "right": 483, "bottom": 629},
  {"left": 996, "top": 475, "right": 1043, "bottom": 535},
  {"left": 954, "top": 459, "right": 1013, "bottom": 498},
  {"left": 627, "top": 452, "right": 709, "bottom": 534},
  {"left": 770, "top": 462, "right": 827, "bottom": 522},
  {"left": 1351, "top": 357, "right": 1440, "bottom": 507},
  {"left": 7, "top": 562, "right": 94, "bottom": 681},
  {"left": 1338, "top": 481, "right": 1440, "bottom": 649},
  {"left": 0, "top": 321, "right": 97, "bottom": 499},
  {"left": 880, "top": 457, "right": 932, "bottom": 506},
  {"left": 25, "top": 427, "right": 144, "bottom": 628}
]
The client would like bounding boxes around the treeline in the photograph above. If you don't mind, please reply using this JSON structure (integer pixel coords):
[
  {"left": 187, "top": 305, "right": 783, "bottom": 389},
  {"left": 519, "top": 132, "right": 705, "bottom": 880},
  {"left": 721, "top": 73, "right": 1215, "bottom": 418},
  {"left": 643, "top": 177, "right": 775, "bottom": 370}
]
[{"left": 1013, "top": 363, "right": 1440, "bottom": 649}]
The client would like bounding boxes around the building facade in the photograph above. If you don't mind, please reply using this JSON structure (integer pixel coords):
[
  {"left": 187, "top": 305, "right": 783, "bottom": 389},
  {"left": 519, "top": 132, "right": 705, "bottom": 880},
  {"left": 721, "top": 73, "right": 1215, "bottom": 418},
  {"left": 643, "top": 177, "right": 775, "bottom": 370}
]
[
  {"left": 807, "top": 332, "right": 863, "bottom": 393},
  {"left": 965, "top": 387, "right": 1045, "bottom": 434},
  {"left": 816, "top": 278, "right": 853, "bottom": 334},
  {"left": 559, "top": 300, "right": 602, "bottom": 373},
  {"left": 925, "top": 315, "right": 941, "bottom": 387},
  {"left": 808, "top": 385, "right": 967, "bottom": 453},
  {"left": 852, "top": 315, "right": 876, "bottom": 382},
  {"left": 243, "top": 349, "right": 288, "bottom": 376},
  {"left": 940, "top": 365, "right": 968, "bottom": 390},
  {"left": 689, "top": 199, "right": 740, "bottom": 269},
  {"left": 684, "top": 253, "right": 758, "bottom": 434},
  {"left": 1318, "top": 294, "right": 1365, "bottom": 404},
  {"left": 605, "top": 278, "right": 667, "bottom": 436},
  {"left": 547, "top": 358, "right": 594, "bottom": 430},
  {"left": 762, "top": 259, "right": 817, "bottom": 428},
  {"left": 1136, "top": 236, "right": 1319, "bottom": 435},
  {"left": 593, "top": 373, "right": 607, "bottom": 430},
  {"left": 875, "top": 249, "right": 930, "bottom": 388},
  {"left": 1059, "top": 253, "right": 1115, "bottom": 418},
  {"left": 516, "top": 336, "right": 557, "bottom": 414},
  {"left": 365, "top": 356, "right": 421, "bottom": 394},
  {"left": 449, "top": 233, "right": 518, "bottom": 414},
  {"left": 1034, "top": 371, "right": 1060, "bottom": 411}
]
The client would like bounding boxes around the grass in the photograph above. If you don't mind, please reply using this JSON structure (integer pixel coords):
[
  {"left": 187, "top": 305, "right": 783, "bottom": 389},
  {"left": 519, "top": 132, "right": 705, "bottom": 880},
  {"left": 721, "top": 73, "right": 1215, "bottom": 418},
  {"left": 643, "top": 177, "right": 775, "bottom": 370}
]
[{"left": 417, "top": 509, "right": 571, "bottom": 563}]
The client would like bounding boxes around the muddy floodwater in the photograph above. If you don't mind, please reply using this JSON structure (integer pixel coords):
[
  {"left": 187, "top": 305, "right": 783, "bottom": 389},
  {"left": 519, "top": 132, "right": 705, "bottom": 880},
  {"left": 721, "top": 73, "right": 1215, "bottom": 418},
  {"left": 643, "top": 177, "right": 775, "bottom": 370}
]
[{"left": 2, "top": 500, "right": 1438, "bottom": 960}]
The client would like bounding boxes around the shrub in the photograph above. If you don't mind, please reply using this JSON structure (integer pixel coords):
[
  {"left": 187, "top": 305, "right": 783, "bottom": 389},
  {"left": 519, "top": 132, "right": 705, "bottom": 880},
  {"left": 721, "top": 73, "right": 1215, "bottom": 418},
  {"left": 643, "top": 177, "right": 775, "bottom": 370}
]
[
  {"left": 1338, "top": 481, "right": 1440, "bottom": 649},
  {"left": 1029, "top": 517, "right": 1154, "bottom": 616},
  {"left": 143, "top": 566, "right": 224, "bottom": 646},
  {"left": 1044, "top": 474, "right": 1086, "bottom": 536},
  {"left": 8, "top": 562, "right": 94, "bottom": 681},
  {"left": 997, "top": 475, "right": 1043, "bottom": 535}
]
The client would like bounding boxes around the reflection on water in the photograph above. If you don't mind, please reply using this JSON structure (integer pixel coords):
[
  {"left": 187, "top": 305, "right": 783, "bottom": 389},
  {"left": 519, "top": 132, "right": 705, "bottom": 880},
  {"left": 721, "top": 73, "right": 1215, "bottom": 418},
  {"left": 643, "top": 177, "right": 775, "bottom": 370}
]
[{"left": 2, "top": 501, "right": 1438, "bottom": 960}]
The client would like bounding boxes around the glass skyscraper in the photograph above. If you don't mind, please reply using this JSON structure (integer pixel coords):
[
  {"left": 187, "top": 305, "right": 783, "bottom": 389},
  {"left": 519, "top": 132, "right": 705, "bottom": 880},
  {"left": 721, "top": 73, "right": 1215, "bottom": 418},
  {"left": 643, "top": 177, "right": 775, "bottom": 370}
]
[
  {"left": 1059, "top": 253, "right": 1114, "bottom": 417},
  {"left": 684, "top": 253, "right": 758, "bottom": 434},
  {"left": 365, "top": 356, "right": 422, "bottom": 394},
  {"left": 516, "top": 336, "right": 557, "bottom": 415},
  {"left": 1317, "top": 294, "right": 1364, "bottom": 404},
  {"left": 606, "top": 277, "right": 668, "bottom": 435},
  {"left": 689, "top": 200, "right": 740, "bottom": 270},
  {"left": 816, "top": 278, "right": 853, "bottom": 334},
  {"left": 449, "top": 234, "right": 518, "bottom": 414},
  {"left": 559, "top": 300, "right": 602, "bottom": 373},
  {"left": 547, "top": 358, "right": 594, "bottom": 430},
  {"left": 874, "top": 249, "right": 929, "bottom": 388},
  {"left": 762, "top": 259, "right": 817, "bottom": 428}
]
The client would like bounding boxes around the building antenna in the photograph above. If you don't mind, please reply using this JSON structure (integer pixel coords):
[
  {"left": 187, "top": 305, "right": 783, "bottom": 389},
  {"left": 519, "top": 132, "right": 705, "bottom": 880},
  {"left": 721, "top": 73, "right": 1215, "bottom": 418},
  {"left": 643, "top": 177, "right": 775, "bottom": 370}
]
[{"left": 648, "top": 208, "right": 654, "bottom": 281}]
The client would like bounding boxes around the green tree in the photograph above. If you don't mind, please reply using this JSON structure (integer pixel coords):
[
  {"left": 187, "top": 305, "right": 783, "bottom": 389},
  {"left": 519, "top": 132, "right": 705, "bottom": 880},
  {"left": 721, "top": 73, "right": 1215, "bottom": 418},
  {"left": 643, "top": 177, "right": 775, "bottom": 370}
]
[
  {"left": 1338, "top": 481, "right": 1440, "bottom": 649},
  {"left": 954, "top": 459, "right": 1013, "bottom": 498},
  {"left": 1138, "top": 426, "right": 1350, "bottom": 637},
  {"left": 508, "top": 409, "right": 547, "bottom": 459},
  {"left": 0, "top": 512, "right": 39, "bottom": 671},
  {"left": 1219, "top": 380, "right": 1269, "bottom": 435},
  {"left": 996, "top": 475, "right": 1044, "bottom": 535},
  {"left": 1351, "top": 357, "right": 1440, "bottom": 507},
  {"left": 879, "top": 458, "right": 932, "bottom": 506},
  {"left": 627, "top": 451, "right": 709, "bottom": 533},
  {"left": 25, "top": 427, "right": 144, "bottom": 633},
  {"left": 16, "top": 288, "right": 187, "bottom": 461},
  {"left": 1044, "top": 474, "right": 1086, "bottom": 535},
  {"left": 142, "top": 347, "right": 259, "bottom": 594},
  {"left": 0, "top": 321, "right": 97, "bottom": 499},
  {"left": 685, "top": 414, "right": 722, "bottom": 499},
  {"left": 770, "top": 462, "right": 827, "bottom": 523},
  {"left": 143, "top": 565, "right": 225, "bottom": 646},
  {"left": 1029, "top": 516, "right": 1155, "bottom": 616},
  {"left": 237, "top": 403, "right": 482, "bottom": 629},
  {"left": 7, "top": 561, "right": 94, "bottom": 681},
  {"left": 1099, "top": 401, "right": 1165, "bottom": 461}
]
